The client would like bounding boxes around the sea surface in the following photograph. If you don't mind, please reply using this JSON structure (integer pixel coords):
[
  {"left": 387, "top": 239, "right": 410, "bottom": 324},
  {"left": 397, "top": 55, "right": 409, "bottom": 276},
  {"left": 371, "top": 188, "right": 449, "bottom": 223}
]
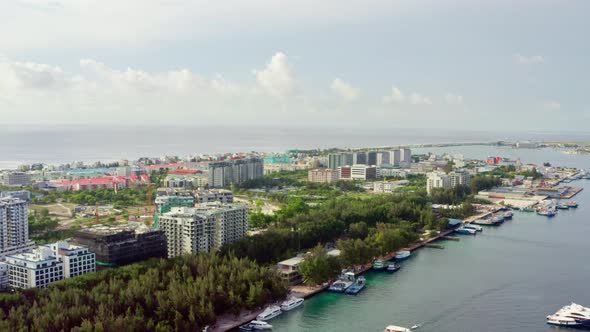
[
  {"left": 270, "top": 146, "right": 590, "bottom": 332},
  {"left": 1, "top": 125, "right": 590, "bottom": 169}
]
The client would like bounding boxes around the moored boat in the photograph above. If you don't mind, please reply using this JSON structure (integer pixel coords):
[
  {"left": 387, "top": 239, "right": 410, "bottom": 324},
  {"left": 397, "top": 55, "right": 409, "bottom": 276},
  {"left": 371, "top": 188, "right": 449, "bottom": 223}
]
[
  {"left": 328, "top": 271, "right": 356, "bottom": 293},
  {"left": 556, "top": 203, "right": 569, "bottom": 210},
  {"left": 256, "top": 305, "right": 282, "bottom": 321},
  {"left": 280, "top": 297, "right": 304, "bottom": 311},
  {"left": 373, "top": 260, "right": 386, "bottom": 271},
  {"left": 566, "top": 201, "right": 578, "bottom": 208},
  {"left": 240, "top": 320, "right": 273, "bottom": 330},
  {"left": 344, "top": 276, "right": 366, "bottom": 295},
  {"left": 503, "top": 211, "right": 513, "bottom": 219},
  {"left": 454, "top": 226, "right": 476, "bottom": 235},
  {"left": 384, "top": 325, "right": 412, "bottom": 332},
  {"left": 395, "top": 250, "right": 411, "bottom": 260},
  {"left": 463, "top": 224, "right": 483, "bottom": 232},
  {"left": 537, "top": 208, "right": 556, "bottom": 217},
  {"left": 520, "top": 207, "right": 535, "bottom": 212},
  {"left": 386, "top": 262, "right": 401, "bottom": 273}
]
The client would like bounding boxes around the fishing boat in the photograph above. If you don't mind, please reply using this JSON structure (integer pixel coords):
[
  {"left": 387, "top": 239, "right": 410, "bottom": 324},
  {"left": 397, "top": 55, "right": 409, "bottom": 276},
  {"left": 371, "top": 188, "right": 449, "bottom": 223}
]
[
  {"left": 566, "top": 201, "right": 578, "bottom": 208},
  {"left": 454, "top": 226, "right": 476, "bottom": 235},
  {"left": 395, "top": 250, "right": 411, "bottom": 260},
  {"left": 546, "top": 303, "right": 590, "bottom": 328},
  {"left": 280, "top": 297, "right": 304, "bottom": 311},
  {"left": 386, "top": 262, "right": 401, "bottom": 273},
  {"left": 373, "top": 260, "right": 386, "bottom": 271},
  {"left": 384, "top": 325, "right": 412, "bottom": 332},
  {"left": 328, "top": 271, "right": 356, "bottom": 293},
  {"left": 240, "top": 320, "right": 273, "bottom": 330},
  {"left": 256, "top": 305, "right": 282, "bottom": 321},
  {"left": 344, "top": 276, "right": 366, "bottom": 295},
  {"left": 463, "top": 224, "right": 483, "bottom": 232},
  {"left": 537, "top": 208, "right": 556, "bottom": 217}
]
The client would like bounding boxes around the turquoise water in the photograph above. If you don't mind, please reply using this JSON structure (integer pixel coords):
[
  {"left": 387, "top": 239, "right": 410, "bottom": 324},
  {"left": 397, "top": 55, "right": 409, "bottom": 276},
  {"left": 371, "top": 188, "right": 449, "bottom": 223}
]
[{"left": 271, "top": 147, "right": 590, "bottom": 332}]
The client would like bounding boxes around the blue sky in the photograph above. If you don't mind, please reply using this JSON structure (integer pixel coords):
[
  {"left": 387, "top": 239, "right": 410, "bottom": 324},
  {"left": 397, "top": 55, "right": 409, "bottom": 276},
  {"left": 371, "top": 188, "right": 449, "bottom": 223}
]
[{"left": 0, "top": 0, "right": 587, "bottom": 130}]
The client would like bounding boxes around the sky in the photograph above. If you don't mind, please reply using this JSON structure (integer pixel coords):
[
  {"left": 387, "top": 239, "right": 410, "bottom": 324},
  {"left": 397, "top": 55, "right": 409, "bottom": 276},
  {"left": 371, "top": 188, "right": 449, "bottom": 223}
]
[{"left": 0, "top": 0, "right": 588, "bottom": 131}]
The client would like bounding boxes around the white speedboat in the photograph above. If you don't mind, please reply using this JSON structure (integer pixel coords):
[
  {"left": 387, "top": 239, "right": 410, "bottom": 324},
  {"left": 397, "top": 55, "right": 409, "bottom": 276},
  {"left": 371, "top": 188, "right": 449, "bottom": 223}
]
[
  {"left": 280, "top": 297, "right": 304, "bottom": 311},
  {"left": 395, "top": 251, "right": 411, "bottom": 260},
  {"left": 239, "top": 320, "right": 273, "bottom": 330},
  {"left": 546, "top": 303, "right": 590, "bottom": 328},
  {"left": 463, "top": 224, "right": 483, "bottom": 232},
  {"left": 384, "top": 325, "right": 412, "bottom": 332},
  {"left": 256, "top": 305, "right": 282, "bottom": 321}
]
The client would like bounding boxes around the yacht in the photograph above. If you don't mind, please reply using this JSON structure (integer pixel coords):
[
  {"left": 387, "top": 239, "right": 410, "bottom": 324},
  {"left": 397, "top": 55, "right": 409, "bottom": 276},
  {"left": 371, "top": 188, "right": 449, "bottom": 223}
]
[
  {"left": 463, "top": 224, "right": 483, "bottom": 232},
  {"left": 384, "top": 325, "right": 412, "bottom": 332},
  {"left": 454, "top": 226, "right": 476, "bottom": 235},
  {"left": 328, "top": 272, "right": 356, "bottom": 293},
  {"left": 240, "top": 320, "right": 273, "bottom": 330},
  {"left": 256, "top": 305, "right": 282, "bottom": 321},
  {"left": 556, "top": 203, "right": 570, "bottom": 210},
  {"left": 546, "top": 303, "right": 590, "bottom": 328},
  {"left": 344, "top": 276, "right": 366, "bottom": 295},
  {"left": 373, "top": 260, "right": 386, "bottom": 271},
  {"left": 395, "top": 251, "right": 411, "bottom": 260},
  {"left": 386, "top": 262, "right": 401, "bottom": 273},
  {"left": 280, "top": 297, "right": 304, "bottom": 311},
  {"left": 566, "top": 201, "right": 578, "bottom": 208}
]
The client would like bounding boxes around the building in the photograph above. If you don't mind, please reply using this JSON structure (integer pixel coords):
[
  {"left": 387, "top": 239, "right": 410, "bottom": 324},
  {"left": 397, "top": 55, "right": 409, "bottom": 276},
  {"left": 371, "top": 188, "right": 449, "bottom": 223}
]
[
  {"left": 277, "top": 256, "right": 305, "bottom": 285},
  {"left": 1, "top": 172, "right": 31, "bottom": 186},
  {"left": 373, "top": 180, "right": 409, "bottom": 193},
  {"left": 0, "top": 190, "right": 31, "bottom": 202},
  {"left": 400, "top": 148, "right": 412, "bottom": 165},
  {"left": 390, "top": 149, "right": 401, "bottom": 166},
  {"left": 73, "top": 224, "right": 166, "bottom": 267},
  {"left": 367, "top": 151, "right": 378, "bottom": 166},
  {"left": 328, "top": 153, "right": 343, "bottom": 170},
  {"left": 308, "top": 169, "right": 340, "bottom": 183},
  {"left": 426, "top": 171, "right": 451, "bottom": 195},
  {"left": 449, "top": 170, "right": 471, "bottom": 187},
  {"left": 5, "top": 241, "right": 95, "bottom": 289},
  {"left": 339, "top": 165, "right": 377, "bottom": 181},
  {"left": 194, "top": 189, "right": 234, "bottom": 204},
  {"left": 159, "top": 203, "right": 249, "bottom": 257},
  {"left": 353, "top": 152, "right": 367, "bottom": 165},
  {"left": 208, "top": 157, "right": 263, "bottom": 187},
  {"left": 55, "top": 174, "right": 149, "bottom": 191},
  {"left": 0, "top": 197, "right": 34, "bottom": 260},
  {"left": 116, "top": 166, "right": 133, "bottom": 177}
]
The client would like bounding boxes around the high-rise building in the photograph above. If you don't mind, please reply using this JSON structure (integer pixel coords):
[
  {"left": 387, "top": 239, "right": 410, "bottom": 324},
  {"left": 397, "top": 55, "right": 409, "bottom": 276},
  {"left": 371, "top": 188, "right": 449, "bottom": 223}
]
[
  {"left": 5, "top": 241, "right": 95, "bottom": 289},
  {"left": 376, "top": 151, "right": 391, "bottom": 166},
  {"left": 0, "top": 197, "right": 34, "bottom": 259},
  {"left": 390, "top": 149, "right": 401, "bottom": 166},
  {"left": 159, "top": 203, "right": 249, "bottom": 257},
  {"left": 426, "top": 171, "right": 451, "bottom": 195},
  {"left": 449, "top": 170, "right": 471, "bottom": 187},
  {"left": 73, "top": 224, "right": 167, "bottom": 267},
  {"left": 328, "top": 154, "right": 343, "bottom": 169},
  {"left": 208, "top": 158, "right": 263, "bottom": 187},
  {"left": 1, "top": 172, "right": 31, "bottom": 186},
  {"left": 401, "top": 148, "right": 412, "bottom": 163},
  {"left": 353, "top": 152, "right": 367, "bottom": 165},
  {"left": 367, "top": 151, "right": 378, "bottom": 166}
]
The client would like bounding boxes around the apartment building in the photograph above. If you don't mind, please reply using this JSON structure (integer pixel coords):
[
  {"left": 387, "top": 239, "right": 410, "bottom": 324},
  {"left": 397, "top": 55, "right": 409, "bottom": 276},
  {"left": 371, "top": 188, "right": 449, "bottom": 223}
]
[
  {"left": 308, "top": 169, "right": 340, "bottom": 183},
  {"left": 208, "top": 157, "right": 263, "bottom": 187},
  {"left": 0, "top": 197, "right": 34, "bottom": 259},
  {"left": 1, "top": 172, "right": 31, "bottom": 186}
]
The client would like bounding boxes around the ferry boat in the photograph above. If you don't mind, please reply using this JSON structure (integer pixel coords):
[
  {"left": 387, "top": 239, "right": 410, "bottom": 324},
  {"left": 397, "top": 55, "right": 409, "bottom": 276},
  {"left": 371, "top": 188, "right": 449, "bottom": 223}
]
[
  {"left": 386, "top": 262, "right": 401, "bottom": 273},
  {"left": 256, "top": 305, "right": 282, "bottom": 321},
  {"left": 344, "top": 276, "right": 366, "bottom": 295},
  {"left": 503, "top": 211, "right": 513, "bottom": 219},
  {"left": 373, "top": 260, "right": 386, "bottom": 271},
  {"left": 328, "top": 272, "right": 356, "bottom": 293},
  {"left": 384, "top": 325, "right": 412, "bottom": 332},
  {"left": 395, "top": 251, "right": 411, "bottom": 260},
  {"left": 280, "top": 297, "right": 304, "bottom": 311},
  {"left": 454, "top": 226, "right": 476, "bottom": 235},
  {"left": 566, "top": 201, "right": 578, "bottom": 208},
  {"left": 546, "top": 303, "right": 590, "bottom": 328},
  {"left": 462, "top": 224, "right": 483, "bottom": 232}
]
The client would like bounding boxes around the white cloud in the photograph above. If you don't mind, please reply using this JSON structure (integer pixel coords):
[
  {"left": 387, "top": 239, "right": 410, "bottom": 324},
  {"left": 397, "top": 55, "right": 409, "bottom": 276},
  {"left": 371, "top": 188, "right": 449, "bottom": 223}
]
[
  {"left": 254, "top": 52, "right": 295, "bottom": 98},
  {"left": 0, "top": 58, "right": 69, "bottom": 90},
  {"left": 409, "top": 93, "right": 432, "bottom": 105},
  {"left": 382, "top": 87, "right": 405, "bottom": 103},
  {"left": 331, "top": 78, "right": 360, "bottom": 102},
  {"left": 543, "top": 100, "right": 561, "bottom": 110},
  {"left": 445, "top": 93, "right": 464, "bottom": 105},
  {"left": 514, "top": 54, "right": 545, "bottom": 65}
]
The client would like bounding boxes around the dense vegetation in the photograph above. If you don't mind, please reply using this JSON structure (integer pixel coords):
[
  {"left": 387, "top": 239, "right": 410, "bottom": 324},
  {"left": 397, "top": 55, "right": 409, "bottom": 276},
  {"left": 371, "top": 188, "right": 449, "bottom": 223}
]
[{"left": 0, "top": 253, "right": 287, "bottom": 332}]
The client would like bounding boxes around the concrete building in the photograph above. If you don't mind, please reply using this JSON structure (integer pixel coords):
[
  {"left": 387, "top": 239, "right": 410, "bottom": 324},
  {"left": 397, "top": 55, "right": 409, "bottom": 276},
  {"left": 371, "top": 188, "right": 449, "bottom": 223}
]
[
  {"left": 159, "top": 203, "right": 248, "bottom": 257},
  {"left": 116, "top": 166, "right": 132, "bottom": 177},
  {"left": 353, "top": 152, "right": 367, "bottom": 165},
  {"left": 194, "top": 189, "right": 234, "bottom": 204},
  {"left": 208, "top": 158, "right": 263, "bottom": 187},
  {"left": 73, "top": 224, "right": 166, "bottom": 267},
  {"left": 390, "top": 149, "right": 401, "bottom": 166},
  {"left": 339, "top": 165, "right": 377, "bottom": 181},
  {"left": 1, "top": 172, "right": 31, "bottom": 186},
  {"left": 308, "top": 169, "right": 340, "bottom": 183},
  {"left": 277, "top": 256, "right": 305, "bottom": 285},
  {"left": 5, "top": 242, "right": 95, "bottom": 289},
  {"left": 373, "top": 180, "right": 409, "bottom": 193},
  {"left": 426, "top": 171, "right": 451, "bottom": 195},
  {"left": 449, "top": 170, "right": 471, "bottom": 187},
  {"left": 401, "top": 148, "right": 412, "bottom": 164},
  {"left": 0, "top": 197, "right": 34, "bottom": 260},
  {"left": 328, "top": 153, "right": 343, "bottom": 170},
  {"left": 0, "top": 190, "right": 31, "bottom": 202}
]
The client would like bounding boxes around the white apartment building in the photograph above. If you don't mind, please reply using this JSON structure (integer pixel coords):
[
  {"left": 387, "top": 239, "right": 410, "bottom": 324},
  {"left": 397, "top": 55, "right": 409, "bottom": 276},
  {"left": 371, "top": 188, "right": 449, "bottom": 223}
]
[
  {"left": 0, "top": 197, "right": 34, "bottom": 259},
  {"left": 159, "top": 203, "right": 248, "bottom": 258},
  {"left": 426, "top": 171, "right": 451, "bottom": 195},
  {"left": 5, "top": 242, "right": 95, "bottom": 289},
  {"left": 308, "top": 169, "right": 340, "bottom": 183},
  {"left": 449, "top": 170, "right": 471, "bottom": 188}
]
